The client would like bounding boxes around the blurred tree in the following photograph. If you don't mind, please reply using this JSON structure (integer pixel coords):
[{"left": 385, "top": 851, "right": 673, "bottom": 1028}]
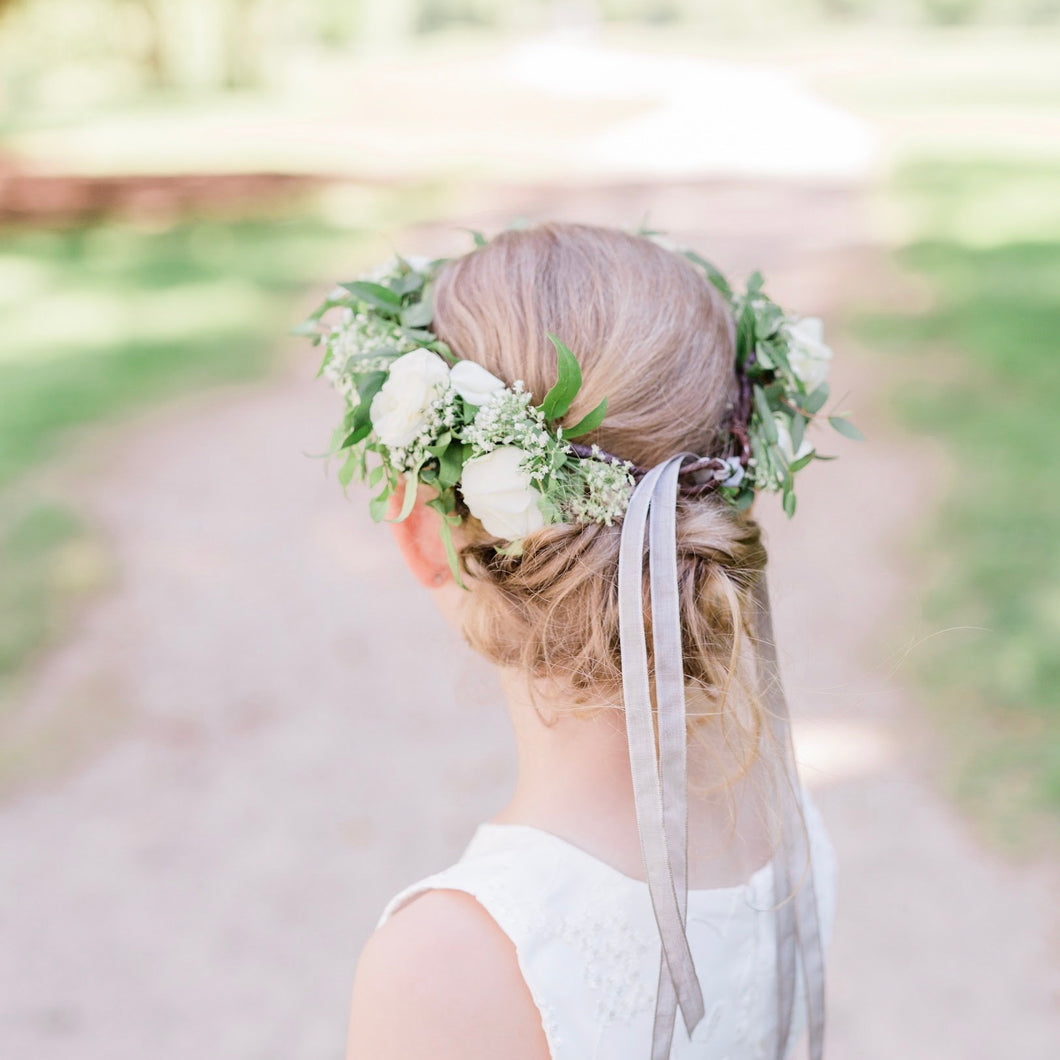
[{"left": 126, "top": 0, "right": 266, "bottom": 89}]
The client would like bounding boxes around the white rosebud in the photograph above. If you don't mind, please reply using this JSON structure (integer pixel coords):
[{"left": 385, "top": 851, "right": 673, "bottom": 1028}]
[
  {"left": 460, "top": 446, "right": 546, "bottom": 540},
  {"left": 774, "top": 414, "right": 815, "bottom": 464},
  {"left": 450, "top": 360, "right": 506, "bottom": 407},
  {"left": 785, "top": 316, "right": 833, "bottom": 393},
  {"left": 369, "top": 348, "right": 450, "bottom": 447}
]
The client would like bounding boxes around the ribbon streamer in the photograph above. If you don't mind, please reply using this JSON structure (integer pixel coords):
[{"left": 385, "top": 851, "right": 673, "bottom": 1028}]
[{"left": 617, "top": 457, "right": 826, "bottom": 1059}]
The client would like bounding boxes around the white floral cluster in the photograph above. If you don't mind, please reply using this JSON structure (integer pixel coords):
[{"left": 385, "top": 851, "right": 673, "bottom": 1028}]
[
  {"left": 463, "top": 384, "right": 563, "bottom": 481},
  {"left": 341, "top": 345, "right": 632, "bottom": 541},
  {"left": 562, "top": 449, "right": 636, "bottom": 526},
  {"left": 322, "top": 306, "right": 420, "bottom": 400}
]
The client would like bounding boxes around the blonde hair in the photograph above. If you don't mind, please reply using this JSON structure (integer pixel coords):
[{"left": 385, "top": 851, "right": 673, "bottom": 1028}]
[{"left": 433, "top": 223, "right": 773, "bottom": 795}]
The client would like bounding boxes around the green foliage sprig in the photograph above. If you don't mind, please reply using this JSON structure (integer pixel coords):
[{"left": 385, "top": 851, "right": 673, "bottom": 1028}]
[{"left": 681, "top": 248, "right": 863, "bottom": 517}]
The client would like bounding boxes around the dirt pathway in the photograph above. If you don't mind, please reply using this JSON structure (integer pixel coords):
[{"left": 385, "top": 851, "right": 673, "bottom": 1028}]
[{"left": 1, "top": 180, "right": 1057, "bottom": 1060}]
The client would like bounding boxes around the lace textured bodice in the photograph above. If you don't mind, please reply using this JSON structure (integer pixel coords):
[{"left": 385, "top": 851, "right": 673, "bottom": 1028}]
[{"left": 377, "top": 787, "right": 838, "bottom": 1059}]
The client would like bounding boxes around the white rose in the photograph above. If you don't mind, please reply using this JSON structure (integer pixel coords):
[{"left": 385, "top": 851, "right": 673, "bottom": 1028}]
[
  {"left": 785, "top": 316, "right": 833, "bottom": 393},
  {"left": 450, "top": 360, "right": 506, "bottom": 407},
  {"left": 774, "top": 414, "right": 815, "bottom": 464},
  {"left": 460, "top": 447, "right": 546, "bottom": 540},
  {"left": 369, "top": 348, "right": 450, "bottom": 447}
]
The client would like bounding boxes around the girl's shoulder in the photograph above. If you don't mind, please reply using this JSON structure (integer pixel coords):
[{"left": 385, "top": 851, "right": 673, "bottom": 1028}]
[{"left": 348, "top": 886, "right": 550, "bottom": 1060}]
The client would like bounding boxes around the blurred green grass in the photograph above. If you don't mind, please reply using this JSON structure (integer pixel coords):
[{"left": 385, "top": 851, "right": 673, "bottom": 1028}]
[
  {"left": 860, "top": 158, "right": 1060, "bottom": 842},
  {"left": 0, "top": 198, "right": 430, "bottom": 703}
]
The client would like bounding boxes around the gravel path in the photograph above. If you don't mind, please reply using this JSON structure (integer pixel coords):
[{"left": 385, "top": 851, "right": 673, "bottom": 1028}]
[{"left": 1, "top": 181, "right": 1057, "bottom": 1059}]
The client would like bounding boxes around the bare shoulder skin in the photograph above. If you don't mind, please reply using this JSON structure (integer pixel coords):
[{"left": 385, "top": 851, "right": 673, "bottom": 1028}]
[{"left": 346, "top": 889, "right": 550, "bottom": 1060}]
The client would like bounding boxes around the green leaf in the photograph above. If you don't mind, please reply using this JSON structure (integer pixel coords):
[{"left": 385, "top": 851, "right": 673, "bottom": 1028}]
[
  {"left": 427, "top": 499, "right": 466, "bottom": 589},
  {"left": 753, "top": 386, "right": 778, "bottom": 443},
  {"left": 341, "top": 281, "right": 402, "bottom": 313},
  {"left": 389, "top": 464, "right": 424, "bottom": 524},
  {"left": 782, "top": 489, "right": 797, "bottom": 518},
  {"left": 828, "top": 415, "right": 865, "bottom": 441},
  {"left": 426, "top": 431, "right": 452, "bottom": 458},
  {"left": 337, "top": 450, "right": 359, "bottom": 489},
  {"left": 564, "top": 397, "right": 608, "bottom": 439},
  {"left": 437, "top": 442, "right": 469, "bottom": 490},
  {"left": 369, "top": 486, "right": 392, "bottom": 522},
  {"left": 541, "top": 334, "right": 583, "bottom": 421},
  {"left": 681, "top": 250, "right": 733, "bottom": 300},
  {"left": 368, "top": 464, "right": 386, "bottom": 488},
  {"left": 737, "top": 300, "right": 756, "bottom": 364},
  {"left": 459, "top": 228, "right": 488, "bottom": 248},
  {"left": 341, "top": 421, "right": 372, "bottom": 448},
  {"left": 790, "top": 413, "right": 806, "bottom": 453},
  {"left": 392, "top": 270, "right": 425, "bottom": 296},
  {"left": 753, "top": 342, "right": 774, "bottom": 370},
  {"left": 401, "top": 285, "right": 433, "bottom": 328},
  {"left": 800, "top": 384, "right": 830, "bottom": 415},
  {"left": 788, "top": 450, "right": 815, "bottom": 474}
]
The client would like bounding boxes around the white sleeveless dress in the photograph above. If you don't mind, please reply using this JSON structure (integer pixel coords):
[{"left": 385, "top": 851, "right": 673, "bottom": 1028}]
[{"left": 378, "top": 787, "right": 838, "bottom": 1060}]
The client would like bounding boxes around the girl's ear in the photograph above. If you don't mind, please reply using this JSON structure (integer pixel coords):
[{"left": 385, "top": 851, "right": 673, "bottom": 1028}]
[{"left": 387, "top": 482, "right": 455, "bottom": 590}]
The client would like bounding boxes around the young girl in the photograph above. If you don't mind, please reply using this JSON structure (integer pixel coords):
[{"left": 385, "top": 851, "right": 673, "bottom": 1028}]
[{"left": 310, "top": 223, "right": 840, "bottom": 1059}]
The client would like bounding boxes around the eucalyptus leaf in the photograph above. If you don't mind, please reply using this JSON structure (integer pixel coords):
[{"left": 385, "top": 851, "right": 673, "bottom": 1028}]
[
  {"left": 790, "top": 413, "right": 806, "bottom": 453},
  {"left": 788, "top": 450, "right": 815, "bottom": 474},
  {"left": 783, "top": 490, "right": 797, "bottom": 517},
  {"left": 753, "top": 342, "right": 775, "bottom": 369},
  {"left": 369, "top": 487, "right": 391, "bottom": 523},
  {"left": 828, "top": 415, "right": 865, "bottom": 441},
  {"left": 337, "top": 450, "right": 358, "bottom": 489},
  {"left": 753, "top": 386, "right": 778, "bottom": 443},
  {"left": 427, "top": 498, "right": 465, "bottom": 588},
  {"left": 390, "top": 464, "right": 424, "bottom": 523},
  {"left": 801, "top": 384, "right": 829, "bottom": 415}
]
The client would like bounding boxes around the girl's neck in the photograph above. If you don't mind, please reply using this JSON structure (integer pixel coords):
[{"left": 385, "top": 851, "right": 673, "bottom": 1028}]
[{"left": 490, "top": 668, "right": 775, "bottom": 889}]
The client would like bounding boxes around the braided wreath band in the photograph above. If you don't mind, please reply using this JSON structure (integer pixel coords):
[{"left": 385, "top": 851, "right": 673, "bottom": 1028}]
[{"left": 298, "top": 231, "right": 861, "bottom": 582}]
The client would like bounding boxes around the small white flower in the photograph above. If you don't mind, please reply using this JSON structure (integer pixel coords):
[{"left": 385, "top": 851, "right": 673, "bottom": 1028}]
[
  {"left": 369, "top": 348, "right": 450, "bottom": 447},
  {"left": 774, "top": 414, "right": 815, "bottom": 464},
  {"left": 719, "top": 456, "right": 745, "bottom": 488},
  {"left": 403, "top": 253, "right": 432, "bottom": 273},
  {"left": 785, "top": 316, "right": 833, "bottom": 393},
  {"left": 450, "top": 360, "right": 506, "bottom": 407},
  {"left": 460, "top": 446, "right": 546, "bottom": 540}
]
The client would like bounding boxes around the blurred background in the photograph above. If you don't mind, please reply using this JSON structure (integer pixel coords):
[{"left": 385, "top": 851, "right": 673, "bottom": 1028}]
[{"left": 0, "top": 1, "right": 1058, "bottom": 1058}]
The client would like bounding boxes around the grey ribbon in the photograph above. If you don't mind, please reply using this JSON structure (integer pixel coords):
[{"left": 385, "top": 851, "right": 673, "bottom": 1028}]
[{"left": 618, "top": 457, "right": 826, "bottom": 1059}]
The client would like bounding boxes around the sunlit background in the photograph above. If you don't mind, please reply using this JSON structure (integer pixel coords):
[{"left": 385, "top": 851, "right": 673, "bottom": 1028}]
[{"left": 1, "top": 2, "right": 1058, "bottom": 1058}]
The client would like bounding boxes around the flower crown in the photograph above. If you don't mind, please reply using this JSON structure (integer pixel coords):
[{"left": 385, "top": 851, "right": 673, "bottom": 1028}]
[{"left": 299, "top": 231, "right": 861, "bottom": 582}]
